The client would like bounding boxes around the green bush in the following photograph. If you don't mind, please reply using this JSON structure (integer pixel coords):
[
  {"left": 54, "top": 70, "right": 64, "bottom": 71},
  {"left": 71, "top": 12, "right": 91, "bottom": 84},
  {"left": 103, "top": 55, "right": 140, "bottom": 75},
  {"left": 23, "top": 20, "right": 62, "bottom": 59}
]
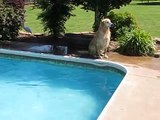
[
  {"left": 118, "top": 29, "right": 156, "bottom": 56},
  {"left": 0, "top": 4, "right": 23, "bottom": 40},
  {"left": 37, "top": 0, "right": 74, "bottom": 37},
  {"left": 3, "top": 0, "right": 24, "bottom": 9},
  {"left": 107, "top": 11, "right": 138, "bottom": 39}
]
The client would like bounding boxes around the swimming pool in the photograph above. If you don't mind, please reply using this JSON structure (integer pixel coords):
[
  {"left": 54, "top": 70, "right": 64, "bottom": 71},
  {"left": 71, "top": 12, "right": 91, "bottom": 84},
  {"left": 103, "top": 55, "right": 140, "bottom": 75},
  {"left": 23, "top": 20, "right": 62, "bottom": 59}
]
[{"left": 0, "top": 49, "right": 126, "bottom": 120}]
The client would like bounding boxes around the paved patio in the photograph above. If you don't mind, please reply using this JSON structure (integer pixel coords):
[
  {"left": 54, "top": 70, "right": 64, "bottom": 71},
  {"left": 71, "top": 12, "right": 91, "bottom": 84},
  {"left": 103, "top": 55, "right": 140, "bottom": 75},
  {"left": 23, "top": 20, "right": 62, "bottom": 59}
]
[{"left": 99, "top": 53, "right": 160, "bottom": 120}]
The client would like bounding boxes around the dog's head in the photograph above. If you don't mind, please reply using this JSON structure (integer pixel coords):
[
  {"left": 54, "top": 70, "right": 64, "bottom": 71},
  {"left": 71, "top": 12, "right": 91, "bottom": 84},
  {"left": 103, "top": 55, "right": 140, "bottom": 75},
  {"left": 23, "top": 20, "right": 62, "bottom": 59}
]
[{"left": 101, "top": 18, "right": 114, "bottom": 28}]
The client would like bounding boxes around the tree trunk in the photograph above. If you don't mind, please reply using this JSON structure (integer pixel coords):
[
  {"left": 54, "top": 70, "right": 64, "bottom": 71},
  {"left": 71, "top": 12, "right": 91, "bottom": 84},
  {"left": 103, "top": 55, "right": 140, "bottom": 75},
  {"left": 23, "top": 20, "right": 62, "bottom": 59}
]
[{"left": 93, "top": 6, "right": 101, "bottom": 32}]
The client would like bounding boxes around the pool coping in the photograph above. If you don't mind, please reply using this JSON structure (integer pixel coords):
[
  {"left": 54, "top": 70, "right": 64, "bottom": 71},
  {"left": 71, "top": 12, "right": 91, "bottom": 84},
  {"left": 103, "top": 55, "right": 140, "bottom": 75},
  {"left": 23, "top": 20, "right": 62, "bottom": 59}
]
[
  {"left": 1, "top": 49, "right": 159, "bottom": 120},
  {"left": 0, "top": 49, "right": 127, "bottom": 73},
  {"left": 97, "top": 63, "right": 160, "bottom": 120}
]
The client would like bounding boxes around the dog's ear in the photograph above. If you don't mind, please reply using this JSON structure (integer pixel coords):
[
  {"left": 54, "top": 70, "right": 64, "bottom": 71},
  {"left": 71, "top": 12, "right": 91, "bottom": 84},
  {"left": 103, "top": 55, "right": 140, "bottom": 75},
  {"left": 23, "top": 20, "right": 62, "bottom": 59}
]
[
  {"left": 101, "top": 19, "right": 106, "bottom": 23},
  {"left": 101, "top": 19, "right": 106, "bottom": 26}
]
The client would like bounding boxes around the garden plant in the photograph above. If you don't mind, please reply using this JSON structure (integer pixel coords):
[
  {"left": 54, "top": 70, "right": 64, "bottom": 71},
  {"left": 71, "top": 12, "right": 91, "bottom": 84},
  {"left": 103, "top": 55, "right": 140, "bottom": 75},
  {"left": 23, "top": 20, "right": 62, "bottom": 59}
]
[
  {"left": 0, "top": 0, "right": 24, "bottom": 40},
  {"left": 118, "top": 28, "right": 156, "bottom": 56}
]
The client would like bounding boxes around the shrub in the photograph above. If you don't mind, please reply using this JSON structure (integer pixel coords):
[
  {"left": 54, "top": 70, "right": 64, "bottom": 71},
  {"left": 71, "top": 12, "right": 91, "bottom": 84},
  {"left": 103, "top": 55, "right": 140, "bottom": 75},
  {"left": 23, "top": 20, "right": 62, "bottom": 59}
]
[
  {"left": 0, "top": 4, "right": 23, "bottom": 40},
  {"left": 37, "top": 0, "right": 74, "bottom": 37},
  {"left": 118, "top": 29, "right": 156, "bottom": 56},
  {"left": 3, "top": 0, "right": 24, "bottom": 9},
  {"left": 107, "top": 11, "right": 138, "bottom": 39}
]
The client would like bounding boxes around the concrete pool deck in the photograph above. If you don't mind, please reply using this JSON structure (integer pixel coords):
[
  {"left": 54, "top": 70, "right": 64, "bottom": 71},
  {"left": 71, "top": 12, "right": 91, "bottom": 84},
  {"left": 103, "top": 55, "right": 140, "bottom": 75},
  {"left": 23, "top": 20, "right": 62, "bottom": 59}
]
[{"left": 98, "top": 53, "right": 160, "bottom": 120}]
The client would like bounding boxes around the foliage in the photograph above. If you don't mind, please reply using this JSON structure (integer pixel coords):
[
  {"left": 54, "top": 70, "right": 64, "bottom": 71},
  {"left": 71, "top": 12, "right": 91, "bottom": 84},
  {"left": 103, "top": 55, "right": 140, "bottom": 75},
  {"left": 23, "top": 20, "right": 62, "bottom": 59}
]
[
  {"left": 77, "top": 0, "right": 132, "bottom": 31},
  {"left": 3, "top": 0, "right": 25, "bottom": 24},
  {"left": 37, "top": 0, "right": 75, "bottom": 37},
  {"left": 79, "top": 0, "right": 132, "bottom": 11},
  {"left": 0, "top": 4, "right": 22, "bottom": 40},
  {"left": 118, "top": 29, "right": 156, "bottom": 56},
  {"left": 107, "top": 11, "right": 138, "bottom": 39},
  {"left": 3, "top": 0, "right": 24, "bottom": 9},
  {"left": 36, "top": 0, "right": 132, "bottom": 36},
  {"left": 108, "top": 8, "right": 156, "bottom": 56}
]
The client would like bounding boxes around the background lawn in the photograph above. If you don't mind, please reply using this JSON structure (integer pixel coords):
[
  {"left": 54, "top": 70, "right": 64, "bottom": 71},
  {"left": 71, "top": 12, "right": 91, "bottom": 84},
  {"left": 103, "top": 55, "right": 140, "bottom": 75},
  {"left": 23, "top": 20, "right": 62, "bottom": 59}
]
[
  {"left": 113, "top": 1, "right": 160, "bottom": 37},
  {"left": 65, "top": 7, "right": 94, "bottom": 33},
  {"left": 25, "top": 6, "right": 44, "bottom": 33},
  {"left": 24, "top": 1, "right": 160, "bottom": 37},
  {"left": 24, "top": 5, "right": 94, "bottom": 33}
]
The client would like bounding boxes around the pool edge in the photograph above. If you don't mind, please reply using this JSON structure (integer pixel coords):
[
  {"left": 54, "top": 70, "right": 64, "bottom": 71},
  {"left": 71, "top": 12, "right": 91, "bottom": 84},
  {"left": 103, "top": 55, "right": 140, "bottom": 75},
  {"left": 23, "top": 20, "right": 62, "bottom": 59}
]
[{"left": 0, "top": 49, "right": 127, "bottom": 73}]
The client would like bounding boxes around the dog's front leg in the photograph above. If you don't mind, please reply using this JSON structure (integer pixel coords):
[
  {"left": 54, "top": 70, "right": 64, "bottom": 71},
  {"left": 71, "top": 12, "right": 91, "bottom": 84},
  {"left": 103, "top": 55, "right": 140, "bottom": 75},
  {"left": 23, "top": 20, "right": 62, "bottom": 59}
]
[
  {"left": 103, "top": 39, "right": 110, "bottom": 59},
  {"left": 97, "top": 49, "right": 104, "bottom": 59},
  {"left": 104, "top": 53, "right": 108, "bottom": 59},
  {"left": 103, "top": 48, "right": 108, "bottom": 59}
]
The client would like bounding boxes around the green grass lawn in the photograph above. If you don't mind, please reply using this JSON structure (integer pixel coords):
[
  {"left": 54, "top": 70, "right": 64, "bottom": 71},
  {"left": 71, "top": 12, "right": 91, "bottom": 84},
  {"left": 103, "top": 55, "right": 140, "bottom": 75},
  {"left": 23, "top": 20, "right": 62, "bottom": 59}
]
[
  {"left": 25, "top": 6, "right": 44, "bottom": 33},
  {"left": 25, "top": 1, "right": 160, "bottom": 37},
  {"left": 65, "top": 7, "right": 94, "bottom": 33},
  {"left": 24, "top": 5, "right": 94, "bottom": 33},
  {"left": 113, "top": 1, "right": 160, "bottom": 37}
]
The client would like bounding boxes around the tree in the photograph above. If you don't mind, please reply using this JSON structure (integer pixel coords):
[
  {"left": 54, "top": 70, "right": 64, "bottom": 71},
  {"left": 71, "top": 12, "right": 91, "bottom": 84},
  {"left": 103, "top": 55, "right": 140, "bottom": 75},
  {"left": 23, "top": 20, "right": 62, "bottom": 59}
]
[
  {"left": 37, "top": 0, "right": 132, "bottom": 37},
  {"left": 3, "top": 0, "right": 24, "bottom": 9},
  {"left": 78, "top": 0, "right": 132, "bottom": 31},
  {"left": 37, "top": 0, "right": 74, "bottom": 37}
]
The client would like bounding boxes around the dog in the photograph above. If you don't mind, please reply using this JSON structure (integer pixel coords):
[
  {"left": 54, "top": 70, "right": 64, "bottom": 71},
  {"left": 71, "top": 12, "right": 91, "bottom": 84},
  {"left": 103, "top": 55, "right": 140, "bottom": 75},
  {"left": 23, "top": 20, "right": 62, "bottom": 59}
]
[{"left": 89, "top": 18, "right": 113, "bottom": 59}]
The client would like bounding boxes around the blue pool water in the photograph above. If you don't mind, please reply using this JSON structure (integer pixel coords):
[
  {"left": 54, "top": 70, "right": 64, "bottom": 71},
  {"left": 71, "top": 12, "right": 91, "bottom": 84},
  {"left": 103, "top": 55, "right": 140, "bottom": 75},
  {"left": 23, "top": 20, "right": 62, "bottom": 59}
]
[{"left": 0, "top": 55, "right": 124, "bottom": 120}]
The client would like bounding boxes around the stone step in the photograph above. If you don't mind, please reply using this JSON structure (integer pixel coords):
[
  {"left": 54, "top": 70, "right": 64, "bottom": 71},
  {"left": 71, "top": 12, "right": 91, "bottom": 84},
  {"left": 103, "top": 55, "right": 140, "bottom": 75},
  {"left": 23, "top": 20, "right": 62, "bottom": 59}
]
[
  {"left": 155, "top": 37, "right": 160, "bottom": 43},
  {"left": 154, "top": 51, "right": 160, "bottom": 58}
]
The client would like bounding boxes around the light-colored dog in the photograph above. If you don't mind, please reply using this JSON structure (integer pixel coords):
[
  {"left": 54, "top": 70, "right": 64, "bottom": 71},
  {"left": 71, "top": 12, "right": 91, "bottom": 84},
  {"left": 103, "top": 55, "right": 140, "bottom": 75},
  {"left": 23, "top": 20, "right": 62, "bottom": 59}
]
[{"left": 89, "top": 18, "right": 113, "bottom": 59}]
